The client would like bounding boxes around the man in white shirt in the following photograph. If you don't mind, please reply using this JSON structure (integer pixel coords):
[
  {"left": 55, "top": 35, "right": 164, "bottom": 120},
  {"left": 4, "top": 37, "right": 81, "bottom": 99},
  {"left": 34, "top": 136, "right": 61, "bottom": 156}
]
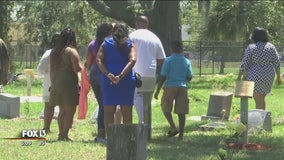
[{"left": 129, "top": 15, "right": 166, "bottom": 124}]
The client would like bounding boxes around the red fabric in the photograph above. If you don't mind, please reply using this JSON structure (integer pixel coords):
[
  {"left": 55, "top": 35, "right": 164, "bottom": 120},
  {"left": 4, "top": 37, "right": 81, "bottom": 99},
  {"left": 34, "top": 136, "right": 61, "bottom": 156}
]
[{"left": 78, "top": 67, "right": 91, "bottom": 119}]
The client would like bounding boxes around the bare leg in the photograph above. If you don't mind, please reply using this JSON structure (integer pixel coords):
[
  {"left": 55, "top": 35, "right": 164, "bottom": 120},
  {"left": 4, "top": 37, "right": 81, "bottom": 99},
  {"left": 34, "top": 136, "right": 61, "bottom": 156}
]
[
  {"left": 57, "top": 106, "right": 65, "bottom": 140},
  {"left": 120, "top": 105, "right": 133, "bottom": 124},
  {"left": 104, "top": 106, "right": 116, "bottom": 137},
  {"left": 178, "top": 114, "right": 185, "bottom": 140},
  {"left": 163, "top": 112, "right": 177, "bottom": 131},
  {"left": 58, "top": 105, "right": 76, "bottom": 140},
  {"left": 62, "top": 105, "right": 76, "bottom": 140},
  {"left": 114, "top": 106, "right": 122, "bottom": 124},
  {"left": 43, "top": 102, "right": 54, "bottom": 132},
  {"left": 253, "top": 93, "right": 266, "bottom": 110}
]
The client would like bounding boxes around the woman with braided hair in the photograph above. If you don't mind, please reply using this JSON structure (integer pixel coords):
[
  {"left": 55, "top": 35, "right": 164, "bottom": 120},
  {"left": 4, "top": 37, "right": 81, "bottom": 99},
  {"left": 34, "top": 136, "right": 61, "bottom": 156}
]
[{"left": 50, "top": 27, "right": 83, "bottom": 141}]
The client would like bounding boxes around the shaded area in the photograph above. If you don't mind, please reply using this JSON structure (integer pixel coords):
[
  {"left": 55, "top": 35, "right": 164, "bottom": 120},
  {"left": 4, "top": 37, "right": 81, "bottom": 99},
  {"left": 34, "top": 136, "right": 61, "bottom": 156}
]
[{"left": 147, "top": 121, "right": 284, "bottom": 160}]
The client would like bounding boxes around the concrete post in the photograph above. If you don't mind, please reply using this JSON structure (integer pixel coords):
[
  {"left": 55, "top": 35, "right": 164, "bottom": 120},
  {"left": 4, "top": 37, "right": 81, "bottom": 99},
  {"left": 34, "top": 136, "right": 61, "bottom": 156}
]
[
  {"left": 107, "top": 124, "right": 148, "bottom": 160},
  {"left": 234, "top": 81, "right": 254, "bottom": 144},
  {"left": 143, "top": 92, "right": 152, "bottom": 140},
  {"left": 24, "top": 69, "right": 34, "bottom": 96},
  {"left": 240, "top": 97, "right": 248, "bottom": 143}
]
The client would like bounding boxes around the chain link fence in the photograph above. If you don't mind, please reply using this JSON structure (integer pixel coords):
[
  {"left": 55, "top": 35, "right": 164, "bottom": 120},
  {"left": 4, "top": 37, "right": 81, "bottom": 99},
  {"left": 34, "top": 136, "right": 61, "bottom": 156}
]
[
  {"left": 7, "top": 41, "right": 284, "bottom": 76},
  {"left": 183, "top": 41, "right": 284, "bottom": 76},
  {"left": 8, "top": 42, "right": 87, "bottom": 74}
]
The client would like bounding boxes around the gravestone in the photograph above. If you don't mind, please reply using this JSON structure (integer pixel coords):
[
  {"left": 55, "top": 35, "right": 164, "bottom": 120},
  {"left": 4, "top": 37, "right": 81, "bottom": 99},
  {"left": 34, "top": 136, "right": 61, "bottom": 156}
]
[
  {"left": 89, "top": 107, "right": 98, "bottom": 123},
  {"left": 107, "top": 124, "right": 148, "bottom": 160},
  {"left": 248, "top": 109, "right": 272, "bottom": 132},
  {"left": 199, "top": 122, "right": 227, "bottom": 131},
  {"left": 39, "top": 105, "right": 60, "bottom": 119},
  {"left": 0, "top": 93, "right": 20, "bottom": 118},
  {"left": 202, "top": 91, "right": 233, "bottom": 120}
]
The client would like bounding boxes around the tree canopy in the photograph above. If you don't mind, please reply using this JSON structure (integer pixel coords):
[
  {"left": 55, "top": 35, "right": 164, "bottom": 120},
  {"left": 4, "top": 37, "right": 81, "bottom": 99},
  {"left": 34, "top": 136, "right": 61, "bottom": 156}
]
[
  {"left": 9, "top": 1, "right": 105, "bottom": 52},
  {"left": 2, "top": 0, "right": 284, "bottom": 55},
  {"left": 0, "top": 1, "right": 14, "bottom": 41},
  {"left": 202, "top": 1, "right": 284, "bottom": 46},
  {"left": 87, "top": 0, "right": 181, "bottom": 56}
]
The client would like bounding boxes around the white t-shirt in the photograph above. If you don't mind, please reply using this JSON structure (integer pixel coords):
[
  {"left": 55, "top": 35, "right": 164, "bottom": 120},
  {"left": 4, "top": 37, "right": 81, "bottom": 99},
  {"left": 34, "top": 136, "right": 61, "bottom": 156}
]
[
  {"left": 37, "top": 49, "right": 52, "bottom": 102},
  {"left": 129, "top": 29, "right": 166, "bottom": 77}
]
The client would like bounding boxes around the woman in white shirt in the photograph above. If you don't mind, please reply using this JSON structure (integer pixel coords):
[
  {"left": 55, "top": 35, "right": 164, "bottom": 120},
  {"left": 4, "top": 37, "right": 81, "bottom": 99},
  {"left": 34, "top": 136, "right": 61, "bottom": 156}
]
[{"left": 37, "top": 32, "right": 60, "bottom": 133}]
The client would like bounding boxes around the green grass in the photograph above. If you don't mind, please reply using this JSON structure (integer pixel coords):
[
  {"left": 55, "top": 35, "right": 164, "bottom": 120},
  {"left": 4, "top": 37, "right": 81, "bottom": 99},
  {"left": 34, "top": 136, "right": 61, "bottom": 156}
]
[{"left": 1, "top": 74, "right": 284, "bottom": 160}]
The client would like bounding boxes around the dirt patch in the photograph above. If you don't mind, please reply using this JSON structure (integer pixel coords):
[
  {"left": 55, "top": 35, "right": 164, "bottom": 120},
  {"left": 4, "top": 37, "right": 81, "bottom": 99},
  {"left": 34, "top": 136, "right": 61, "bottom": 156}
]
[{"left": 227, "top": 142, "right": 272, "bottom": 150}]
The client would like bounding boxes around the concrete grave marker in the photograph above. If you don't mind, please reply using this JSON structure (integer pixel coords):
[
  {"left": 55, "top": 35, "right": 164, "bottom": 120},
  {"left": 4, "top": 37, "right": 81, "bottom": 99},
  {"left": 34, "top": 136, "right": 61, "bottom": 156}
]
[
  {"left": 202, "top": 91, "right": 233, "bottom": 120},
  {"left": 0, "top": 93, "right": 20, "bottom": 118},
  {"left": 248, "top": 109, "right": 272, "bottom": 132},
  {"left": 39, "top": 106, "right": 59, "bottom": 119}
]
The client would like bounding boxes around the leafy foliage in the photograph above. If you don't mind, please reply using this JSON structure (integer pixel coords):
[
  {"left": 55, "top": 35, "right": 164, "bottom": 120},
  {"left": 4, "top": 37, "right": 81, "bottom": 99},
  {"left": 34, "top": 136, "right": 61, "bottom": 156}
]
[
  {"left": 12, "top": 1, "right": 106, "bottom": 51},
  {"left": 180, "top": 1, "right": 205, "bottom": 41},
  {"left": 87, "top": 0, "right": 181, "bottom": 56},
  {"left": 0, "top": 1, "right": 14, "bottom": 41},
  {"left": 200, "top": 1, "right": 284, "bottom": 45}
]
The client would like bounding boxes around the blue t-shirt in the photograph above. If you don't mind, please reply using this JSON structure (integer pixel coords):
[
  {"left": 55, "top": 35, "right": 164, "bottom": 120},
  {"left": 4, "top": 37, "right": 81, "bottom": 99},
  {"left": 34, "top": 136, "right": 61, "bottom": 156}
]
[{"left": 160, "top": 53, "right": 193, "bottom": 88}]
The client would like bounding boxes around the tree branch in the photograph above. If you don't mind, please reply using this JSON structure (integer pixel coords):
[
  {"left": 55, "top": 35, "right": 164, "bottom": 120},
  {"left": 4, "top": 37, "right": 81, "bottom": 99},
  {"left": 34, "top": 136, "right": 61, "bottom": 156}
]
[{"left": 86, "top": 0, "right": 136, "bottom": 28}]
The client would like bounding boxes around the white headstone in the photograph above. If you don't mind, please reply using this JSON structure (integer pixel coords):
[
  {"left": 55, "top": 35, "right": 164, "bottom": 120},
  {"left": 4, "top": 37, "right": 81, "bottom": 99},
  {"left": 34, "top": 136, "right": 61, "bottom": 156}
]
[
  {"left": 89, "top": 107, "right": 98, "bottom": 123},
  {"left": 39, "top": 105, "right": 60, "bottom": 119},
  {"left": 248, "top": 109, "right": 272, "bottom": 132},
  {"left": 0, "top": 93, "right": 20, "bottom": 118}
]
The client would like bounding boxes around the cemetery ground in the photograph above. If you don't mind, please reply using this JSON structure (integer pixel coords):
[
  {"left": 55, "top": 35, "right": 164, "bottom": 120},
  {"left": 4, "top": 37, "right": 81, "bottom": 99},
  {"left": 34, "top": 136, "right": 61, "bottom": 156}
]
[{"left": 1, "top": 73, "right": 284, "bottom": 160}]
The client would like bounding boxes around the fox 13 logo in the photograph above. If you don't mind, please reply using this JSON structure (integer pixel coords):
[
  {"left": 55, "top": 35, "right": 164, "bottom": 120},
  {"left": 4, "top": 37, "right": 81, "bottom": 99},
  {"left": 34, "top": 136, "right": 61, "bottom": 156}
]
[{"left": 21, "top": 129, "right": 46, "bottom": 138}]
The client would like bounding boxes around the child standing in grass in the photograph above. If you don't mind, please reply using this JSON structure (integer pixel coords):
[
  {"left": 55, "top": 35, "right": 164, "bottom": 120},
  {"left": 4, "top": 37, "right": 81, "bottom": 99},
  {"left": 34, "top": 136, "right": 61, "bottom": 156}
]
[{"left": 154, "top": 40, "right": 193, "bottom": 140}]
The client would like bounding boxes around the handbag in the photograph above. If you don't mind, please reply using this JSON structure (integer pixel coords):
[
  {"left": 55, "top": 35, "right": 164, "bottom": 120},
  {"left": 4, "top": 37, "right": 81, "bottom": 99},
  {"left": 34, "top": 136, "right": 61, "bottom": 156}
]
[{"left": 135, "top": 72, "right": 142, "bottom": 88}]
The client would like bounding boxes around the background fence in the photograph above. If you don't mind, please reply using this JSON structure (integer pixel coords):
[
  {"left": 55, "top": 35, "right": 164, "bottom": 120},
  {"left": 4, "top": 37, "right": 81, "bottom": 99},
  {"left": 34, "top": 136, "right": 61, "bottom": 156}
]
[
  {"left": 7, "top": 40, "right": 284, "bottom": 75},
  {"left": 8, "top": 42, "right": 87, "bottom": 74}
]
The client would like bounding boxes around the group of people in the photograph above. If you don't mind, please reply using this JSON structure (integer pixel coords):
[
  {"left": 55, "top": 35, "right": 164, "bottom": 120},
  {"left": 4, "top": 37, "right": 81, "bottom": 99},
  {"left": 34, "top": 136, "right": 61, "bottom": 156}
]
[
  {"left": 35, "top": 15, "right": 192, "bottom": 142},
  {"left": 34, "top": 18, "right": 283, "bottom": 142}
]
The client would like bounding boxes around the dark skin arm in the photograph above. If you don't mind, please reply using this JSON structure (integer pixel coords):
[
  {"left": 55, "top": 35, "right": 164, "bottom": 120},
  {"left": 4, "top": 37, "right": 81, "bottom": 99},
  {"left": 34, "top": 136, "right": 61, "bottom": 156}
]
[
  {"left": 154, "top": 75, "right": 166, "bottom": 100},
  {"left": 157, "top": 59, "right": 164, "bottom": 67},
  {"left": 86, "top": 50, "right": 93, "bottom": 69},
  {"left": 69, "top": 47, "right": 83, "bottom": 73},
  {"left": 187, "top": 76, "right": 192, "bottom": 81},
  {"left": 96, "top": 43, "right": 137, "bottom": 84},
  {"left": 154, "top": 75, "right": 192, "bottom": 100}
]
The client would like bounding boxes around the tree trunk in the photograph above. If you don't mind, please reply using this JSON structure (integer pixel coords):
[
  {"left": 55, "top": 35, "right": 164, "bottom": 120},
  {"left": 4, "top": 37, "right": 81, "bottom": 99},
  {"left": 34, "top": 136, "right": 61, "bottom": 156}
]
[
  {"left": 0, "top": 1, "right": 8, "bottom": 39},
  {"left": 219, "top": 60, "right": 225, "bottom": 74},
  {"left": 87, "top": 0, "right": 181, "bottom": 57},
  {"left": 150, "top": 1, "right": 181, "bottom": 56}
]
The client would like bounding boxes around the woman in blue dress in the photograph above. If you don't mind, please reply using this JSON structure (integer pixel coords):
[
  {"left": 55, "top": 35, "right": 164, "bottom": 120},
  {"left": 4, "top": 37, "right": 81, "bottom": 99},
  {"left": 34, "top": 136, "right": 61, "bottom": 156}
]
[
  {"left": 96, "top": 23, "right": 137, "bottom": 137},
  {"left": 237, "top": 27, "right": 281, "bottom": 110}
]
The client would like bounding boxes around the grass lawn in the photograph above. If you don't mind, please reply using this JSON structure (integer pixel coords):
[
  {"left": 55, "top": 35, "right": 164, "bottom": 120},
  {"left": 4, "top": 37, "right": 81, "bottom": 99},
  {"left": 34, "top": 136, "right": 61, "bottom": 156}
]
[{"left": 0, "top": 74, "right": 284, "bottom": 160}]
